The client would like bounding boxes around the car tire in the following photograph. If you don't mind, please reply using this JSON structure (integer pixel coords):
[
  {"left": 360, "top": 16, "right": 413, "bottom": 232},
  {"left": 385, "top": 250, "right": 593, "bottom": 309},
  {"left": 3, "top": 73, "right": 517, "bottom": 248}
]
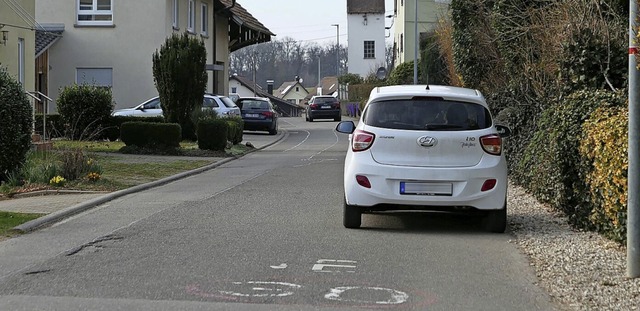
[
  {"left": 483, "top": 202, "right": 507, "bottom": 233},
  {"left": 343, "top": 197, "right": 362, "bottom": 229}
]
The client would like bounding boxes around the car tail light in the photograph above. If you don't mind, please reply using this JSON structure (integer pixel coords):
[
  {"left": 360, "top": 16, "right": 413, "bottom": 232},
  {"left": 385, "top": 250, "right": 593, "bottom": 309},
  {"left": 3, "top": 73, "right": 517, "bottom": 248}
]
[
  {"left": 356, "top": 175, "right": 371, "bottom": 188},
  {"left": 261, "top": 111, "right": 274, "bottom": 118},
  {"left": 352, "top": 130, "right": 375, "bottom": 152},
  {"left": 480, "top": 134, "right": 502, "bottom": 155},
  {"left": 481, "top": 179, "right": 497, "bottom": 191}
]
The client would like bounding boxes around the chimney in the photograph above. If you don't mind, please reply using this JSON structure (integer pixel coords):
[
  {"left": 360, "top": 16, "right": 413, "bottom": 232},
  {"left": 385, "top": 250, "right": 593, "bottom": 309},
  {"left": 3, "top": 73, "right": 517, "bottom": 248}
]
[{"left": 267, "top": 80, "right": 274, "bottom": 95}]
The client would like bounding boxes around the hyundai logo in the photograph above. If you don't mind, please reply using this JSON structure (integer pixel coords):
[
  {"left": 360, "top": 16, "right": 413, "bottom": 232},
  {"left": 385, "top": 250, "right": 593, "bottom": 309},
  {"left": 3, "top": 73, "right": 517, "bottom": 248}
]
[{"left": 417, "top": 136, "right": 437, "bottom": 147}]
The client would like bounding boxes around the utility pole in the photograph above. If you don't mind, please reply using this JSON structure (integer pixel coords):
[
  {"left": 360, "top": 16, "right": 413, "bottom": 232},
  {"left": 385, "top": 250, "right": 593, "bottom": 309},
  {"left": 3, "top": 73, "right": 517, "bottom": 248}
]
[
  {"left": 413, "top": 0, "right": 418, "bottom": 85},
  {"left": 628, "top": 0, "right": 640, "bottom": 278}
]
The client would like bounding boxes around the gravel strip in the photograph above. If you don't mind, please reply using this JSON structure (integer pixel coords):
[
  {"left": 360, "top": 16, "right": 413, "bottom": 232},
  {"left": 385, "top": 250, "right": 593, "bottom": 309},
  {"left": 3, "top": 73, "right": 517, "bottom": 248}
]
[{"left": 508, "top": 181, "right": 640, "bottom": 311}]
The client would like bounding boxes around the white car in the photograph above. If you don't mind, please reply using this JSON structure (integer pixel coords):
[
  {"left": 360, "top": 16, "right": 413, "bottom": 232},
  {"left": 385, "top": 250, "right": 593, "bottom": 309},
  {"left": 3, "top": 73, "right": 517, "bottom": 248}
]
[
  {"left": 112, "top": 94, "right": 240, "bottom": 118},
  {"left": 335, "top": 85, "right": 511, "bottom": 232}
]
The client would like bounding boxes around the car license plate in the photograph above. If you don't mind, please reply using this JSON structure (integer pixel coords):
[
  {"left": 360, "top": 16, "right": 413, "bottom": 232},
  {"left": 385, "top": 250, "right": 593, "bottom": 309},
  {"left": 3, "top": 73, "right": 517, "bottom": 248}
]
[
  {"left": 321, "top": 105, "right": 331, "bottom": 109},
  {"left": 400, "top": 182, "right": 452, "bottom": 196},
  {"left": 245, "top": 113, "right": 259, "bottom": 118}
]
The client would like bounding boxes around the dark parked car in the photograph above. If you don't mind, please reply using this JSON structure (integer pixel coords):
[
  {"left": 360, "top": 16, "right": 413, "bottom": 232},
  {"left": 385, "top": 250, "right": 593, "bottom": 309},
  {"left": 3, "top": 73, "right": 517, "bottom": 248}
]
[
  {"left": 305, "top": 95, "right": 341, "bottom": 122},
  {"left": 237, "top": 97, "right": 278, "bottom": 135}
]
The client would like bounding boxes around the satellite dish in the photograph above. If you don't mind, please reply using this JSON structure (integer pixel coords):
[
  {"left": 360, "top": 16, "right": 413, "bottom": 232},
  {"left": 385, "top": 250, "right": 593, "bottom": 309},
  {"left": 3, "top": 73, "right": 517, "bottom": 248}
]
[{"left": 376, "top": 67, "right": 388, "bottom": 80}]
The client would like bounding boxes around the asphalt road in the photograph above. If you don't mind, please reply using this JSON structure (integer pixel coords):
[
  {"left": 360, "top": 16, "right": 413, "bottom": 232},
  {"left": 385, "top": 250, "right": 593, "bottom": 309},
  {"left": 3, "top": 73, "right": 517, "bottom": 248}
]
[{"left": 0, "top": 117, "right": 560, "bottom": 311}]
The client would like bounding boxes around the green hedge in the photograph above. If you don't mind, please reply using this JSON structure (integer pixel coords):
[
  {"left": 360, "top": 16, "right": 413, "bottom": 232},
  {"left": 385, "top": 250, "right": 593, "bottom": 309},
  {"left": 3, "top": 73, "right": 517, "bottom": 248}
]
[
  {"left": 517, "top": 89, "right": 625, "bottom": 229},
  {"left": 197, "top": 119, "right": 228, "bottom": 151},
  {"left": 102, "top": 116, "right": 165, "bottom": 141},
  {"left": 120, "top": 121, "right": 181, "bottom": 148}
]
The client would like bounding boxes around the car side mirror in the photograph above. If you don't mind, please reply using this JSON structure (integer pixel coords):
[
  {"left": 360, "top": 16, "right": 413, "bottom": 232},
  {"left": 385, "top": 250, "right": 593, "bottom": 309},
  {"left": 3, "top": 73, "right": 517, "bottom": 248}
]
[
  {"left": 495, "top": 124, "right": 511, "bottom": 138},
  {"left": 336, "top": 121, "right": 355, "bottom": 134}
]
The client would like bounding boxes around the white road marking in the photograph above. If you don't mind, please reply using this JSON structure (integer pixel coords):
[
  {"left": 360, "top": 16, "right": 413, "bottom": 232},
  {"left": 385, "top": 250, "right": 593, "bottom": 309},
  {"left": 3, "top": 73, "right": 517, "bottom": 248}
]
[
  {"left": 270, "top": 263, "right": 288, "bottom": 269},
  {"left": 312, "top": 259, "right": 357, "bottom": 273},
  {"left": 324, "top": 286, "right": 409, "bottom": 305}
]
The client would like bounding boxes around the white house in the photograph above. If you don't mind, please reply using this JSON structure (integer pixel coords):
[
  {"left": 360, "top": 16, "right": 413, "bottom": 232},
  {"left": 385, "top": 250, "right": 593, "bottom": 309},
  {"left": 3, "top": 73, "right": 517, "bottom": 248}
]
[
  {"left": 35, "top": 0, "right": 273, "bottom": 110},
  {"left": 0, "top": 0, "right": 36, "bottom": 95},
  {"left": 392, "top": 0, "right": 450, "bottom": 67},
  {"left": 346, "top": 0, "right": 386, "bottom": 78}
]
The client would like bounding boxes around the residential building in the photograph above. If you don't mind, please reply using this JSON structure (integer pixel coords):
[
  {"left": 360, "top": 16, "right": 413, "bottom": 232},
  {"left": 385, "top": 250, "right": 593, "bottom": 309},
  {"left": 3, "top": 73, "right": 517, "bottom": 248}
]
[
  {"left": 346, "top": 0, "right": 386, "bottom": 78},
  {"left": 273, "top": 78, "right": 309, "bottom": 106},
  {"left": 229, "top": 74, "right": 303, "bottom": 117},
  {"left": 0, "top": 0, "right": 36, "bottom": 96},
  {"left": 35, "top": 0, "right": 273, "bottom": 111},
  {"left": 392, "top": 0, "right": 449, "bottom": 67}
]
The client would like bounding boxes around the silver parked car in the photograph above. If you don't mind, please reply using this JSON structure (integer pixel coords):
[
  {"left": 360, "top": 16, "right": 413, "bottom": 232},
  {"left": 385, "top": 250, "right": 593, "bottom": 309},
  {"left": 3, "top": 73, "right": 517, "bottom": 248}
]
[{"left": 112, "top": 94, "right": 240, "bottom": 118}]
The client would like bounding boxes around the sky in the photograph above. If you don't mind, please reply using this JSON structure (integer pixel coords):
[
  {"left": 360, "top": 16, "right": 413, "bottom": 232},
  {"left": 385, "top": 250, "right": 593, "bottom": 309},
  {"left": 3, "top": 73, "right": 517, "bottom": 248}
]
[{"left": 235, "top": 0, "right": 395, "bottom": 46}]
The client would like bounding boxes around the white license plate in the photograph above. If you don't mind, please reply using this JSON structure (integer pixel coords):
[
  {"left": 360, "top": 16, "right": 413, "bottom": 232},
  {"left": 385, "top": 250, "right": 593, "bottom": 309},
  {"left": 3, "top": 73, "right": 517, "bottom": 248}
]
[
  {"left": 400, "top": 182, "right": 452, "bottom": 196},
  {"left": 245, "top": 113, "right": 260, "bottom": 118},
  {"left": 321, "top": 105, "right": 331, "bottom": 109}
]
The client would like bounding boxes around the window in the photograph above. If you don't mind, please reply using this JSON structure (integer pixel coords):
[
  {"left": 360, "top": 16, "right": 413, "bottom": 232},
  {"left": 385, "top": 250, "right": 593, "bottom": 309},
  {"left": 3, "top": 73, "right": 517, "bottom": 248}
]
[
  {"left": 187, "top": 0, "right": 195, "bottom": 33},
  {"left": 17, "top": 38, "right": 25, "bottom": 85},
  {"left": 77, "top": 0, "right": 113, "bottom": 26},
  {"left": 172, "top": 0, "right": 179, "bottom": 29},
  {"left": 76, "top": 68, "right": 113, "bottom": 88},
  {"left": 364, "top": 41, "right": 375, "bottom": 59},
  {"left": 201, "top": 3, "right": 208, "bottom": 35}
]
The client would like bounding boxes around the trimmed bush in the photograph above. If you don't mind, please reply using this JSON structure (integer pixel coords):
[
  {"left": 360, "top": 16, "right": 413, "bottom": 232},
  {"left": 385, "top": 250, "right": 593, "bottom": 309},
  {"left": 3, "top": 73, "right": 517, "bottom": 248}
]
[
  {"left": 226, "top": 116, "right": 244, "bottom": 145},
  {"left": 57, "top": 83, "right": 114, "bottom": 140},
  {"left": 516, "top": 89, "right": 625, "bottom": 228},
  {"left": 581, "top": 106, "right": 628, "bottom": 243},
  {"left": 0, "top": 67, "right": 33, "bottom": 182},
  {"left": 120, "top": 122, "right": 181, "bottom": 148},
  {"left": 152, "top": 32, "right": 207, "bottom": 140},
  {"left": 102, "top": 116, "right": 165, "bottom": 141},
  {"left": 197, "top": 119, "right": 228, "bottom": 151}
]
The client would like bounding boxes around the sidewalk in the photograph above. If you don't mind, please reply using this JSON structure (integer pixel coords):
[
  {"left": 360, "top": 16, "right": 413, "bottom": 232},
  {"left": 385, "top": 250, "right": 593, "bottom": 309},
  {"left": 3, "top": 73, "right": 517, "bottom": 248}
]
[{"left": 0, "top": 131, "right": 287, "bottom": 232}]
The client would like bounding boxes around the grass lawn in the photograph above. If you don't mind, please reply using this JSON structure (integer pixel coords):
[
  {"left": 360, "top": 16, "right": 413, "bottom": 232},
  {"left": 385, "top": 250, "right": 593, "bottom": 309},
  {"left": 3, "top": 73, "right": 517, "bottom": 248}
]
[{"left": 0, "top": 211, "right": 43, "bottom": 239}]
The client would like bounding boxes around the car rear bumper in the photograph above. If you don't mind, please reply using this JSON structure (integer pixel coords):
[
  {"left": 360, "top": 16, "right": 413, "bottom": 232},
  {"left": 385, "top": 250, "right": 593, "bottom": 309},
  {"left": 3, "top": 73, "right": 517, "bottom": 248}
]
[
  {"left": 309, "top": 109, "right": 340, "bottom": 119},
  {"left": 243, "top": 119, "right": 275, "bottom": 131},
  {"left": 343, "top": 152, "right": 507, "bottom": 211}
]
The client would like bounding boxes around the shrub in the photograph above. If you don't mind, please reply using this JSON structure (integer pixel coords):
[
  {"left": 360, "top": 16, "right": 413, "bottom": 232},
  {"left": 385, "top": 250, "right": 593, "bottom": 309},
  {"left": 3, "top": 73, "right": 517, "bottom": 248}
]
[
  {"left": 120, "top": 122, "right": 181, "bottom": 148},
  {"left": 226, "top": 116, "right": 243, "bottom": 145},
  {"left": 580, "top": 106, "right": 628, "bottom": 243},
  {"left": 102, "top": 115, "right": 165, "bottom": 141},
  {"left": 516, "top": 89, "right": 625, "bottom": 228},
  {"left": 152, "top": 32, "right": 207, "bottom": 140},
  {"left": 56, "top": 83, "right": 113, "bottom": 140},
  {"left": 197, "top": 119, "right": 228, "bottom": 151},
  {"left": 0, "top": 67, "right": 33, "bottom": 182}
]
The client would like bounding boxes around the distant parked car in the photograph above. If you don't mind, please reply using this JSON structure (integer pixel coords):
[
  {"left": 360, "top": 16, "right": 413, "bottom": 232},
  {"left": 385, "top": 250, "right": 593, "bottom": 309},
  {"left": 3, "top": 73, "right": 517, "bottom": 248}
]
[
  {"left": 237, "top": 97, "right": 278, "bottom": 135},
  {"left": 112, "top": 94, "right": 240, "bottom": 118},
  {"left": 305, "top": 95, "right": 341, "bottom": 122},
  {"left": 335, "top": 85, "right": 512, "bottom": 232}
]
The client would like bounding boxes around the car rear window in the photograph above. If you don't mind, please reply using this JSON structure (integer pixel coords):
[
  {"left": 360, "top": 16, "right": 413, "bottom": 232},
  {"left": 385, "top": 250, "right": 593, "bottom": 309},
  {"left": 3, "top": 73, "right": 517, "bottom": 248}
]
[
  {"left": 314, "top": 97, "right": 337, "bottom": 104},
  {"left": 363, "top": 98, "right": 492, "bottom": 131},
  {"left": 239, "top": 99, "right": 269, "bottom": 109},
  {"left": 220, "top": 97, "right": 238, "bottom": 108}
]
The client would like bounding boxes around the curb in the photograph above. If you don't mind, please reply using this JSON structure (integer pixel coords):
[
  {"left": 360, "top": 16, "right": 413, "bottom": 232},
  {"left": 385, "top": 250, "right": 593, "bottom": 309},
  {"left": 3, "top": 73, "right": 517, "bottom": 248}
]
[{"left": 13, "top": 131, "right": 289, "bottom": 233}]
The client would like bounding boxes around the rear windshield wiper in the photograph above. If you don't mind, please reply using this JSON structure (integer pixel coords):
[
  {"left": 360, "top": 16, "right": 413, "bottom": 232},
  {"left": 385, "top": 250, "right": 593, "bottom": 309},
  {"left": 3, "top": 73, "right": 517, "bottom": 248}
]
[{"left": 424, "top": 124, "right": 464, "bottom": 130}]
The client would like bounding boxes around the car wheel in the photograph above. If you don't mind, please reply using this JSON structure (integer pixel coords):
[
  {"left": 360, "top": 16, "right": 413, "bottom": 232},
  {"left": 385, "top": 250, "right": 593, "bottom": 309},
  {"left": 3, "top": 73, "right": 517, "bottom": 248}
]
[
  {"left": 343, "top": 197, "right": 362, "bottom": 229},
  {"left": 483, "top": 202, "right": 507, "bottom": 233}
]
